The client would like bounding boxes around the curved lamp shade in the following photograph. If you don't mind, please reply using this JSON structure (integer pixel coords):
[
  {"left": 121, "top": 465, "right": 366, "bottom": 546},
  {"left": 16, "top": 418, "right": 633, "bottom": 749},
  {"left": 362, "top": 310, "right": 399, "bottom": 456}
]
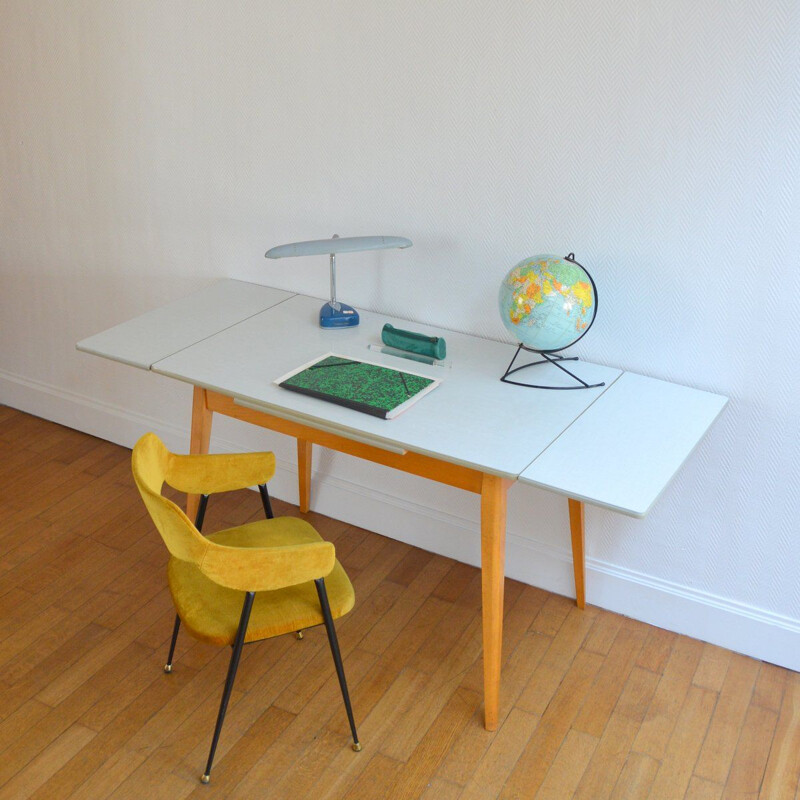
[
  {"left": 265, "top": 235, "right": 412, "bottom": 259},
  {"left": 265, "top": 234, "right": 413, "bottom": 328}
]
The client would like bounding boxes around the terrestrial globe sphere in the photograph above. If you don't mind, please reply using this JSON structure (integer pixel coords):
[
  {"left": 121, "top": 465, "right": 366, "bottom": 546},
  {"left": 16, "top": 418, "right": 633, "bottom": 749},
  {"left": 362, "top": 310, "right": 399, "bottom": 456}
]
[{"left": 498, "top": 254, "right": 597, "bottom": 353}]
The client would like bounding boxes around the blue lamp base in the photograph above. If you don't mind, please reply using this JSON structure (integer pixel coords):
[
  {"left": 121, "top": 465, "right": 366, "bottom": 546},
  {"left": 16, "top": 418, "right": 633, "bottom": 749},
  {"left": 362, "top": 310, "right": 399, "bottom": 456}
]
[{"left": 320, "top": 301, "right": 359, "bottom": 328}]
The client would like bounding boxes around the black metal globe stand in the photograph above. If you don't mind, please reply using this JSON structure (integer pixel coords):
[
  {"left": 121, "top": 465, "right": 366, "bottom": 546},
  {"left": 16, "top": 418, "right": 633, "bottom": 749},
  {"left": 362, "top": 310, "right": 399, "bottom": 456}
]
[
  {"left": 500, "top": 344, "right": 605, "bottom": 390},
  {"left": 499, "top": 253, "right": 604, "bottom": 390}
]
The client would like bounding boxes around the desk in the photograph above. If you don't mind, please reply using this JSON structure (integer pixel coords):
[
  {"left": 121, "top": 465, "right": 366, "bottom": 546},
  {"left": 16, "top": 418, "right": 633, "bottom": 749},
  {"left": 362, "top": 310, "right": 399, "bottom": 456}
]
[{"left": 77, "top": 279, "right": 727, "bottom": 730}]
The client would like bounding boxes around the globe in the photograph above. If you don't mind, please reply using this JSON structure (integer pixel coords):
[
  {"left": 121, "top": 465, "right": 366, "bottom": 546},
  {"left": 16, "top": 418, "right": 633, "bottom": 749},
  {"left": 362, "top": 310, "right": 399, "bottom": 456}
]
[{"left": 498, "top": 253, "right": 597, "bottom": 353}]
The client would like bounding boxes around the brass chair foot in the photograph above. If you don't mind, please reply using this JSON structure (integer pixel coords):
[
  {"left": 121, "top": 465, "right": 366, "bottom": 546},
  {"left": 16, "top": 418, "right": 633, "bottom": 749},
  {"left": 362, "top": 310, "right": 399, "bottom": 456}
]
[
  {"left": 295, "top": 630, "right": 304, "bottom": 640},
  {"left": 352, "top": 742, "right": 362, "bottom": 752},
  {"left": 200, "top": 774, "right": 210, "bottom": 784},
  {"left": 163, "top": 664, "right": 173, "bottom": 673}
]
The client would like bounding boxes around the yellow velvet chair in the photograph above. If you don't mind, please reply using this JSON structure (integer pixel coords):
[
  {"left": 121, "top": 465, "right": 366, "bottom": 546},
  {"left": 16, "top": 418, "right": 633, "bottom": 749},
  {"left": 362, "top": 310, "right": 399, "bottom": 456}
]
[{"left": 131, "top": 432, "right": 360, "bottom": 783}]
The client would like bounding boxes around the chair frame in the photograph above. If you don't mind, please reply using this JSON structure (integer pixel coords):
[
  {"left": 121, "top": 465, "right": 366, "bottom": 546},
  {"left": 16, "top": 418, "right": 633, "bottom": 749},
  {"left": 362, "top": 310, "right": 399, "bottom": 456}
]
[{"left": 161, "top": 483, "right": 360, "bottom": 784}]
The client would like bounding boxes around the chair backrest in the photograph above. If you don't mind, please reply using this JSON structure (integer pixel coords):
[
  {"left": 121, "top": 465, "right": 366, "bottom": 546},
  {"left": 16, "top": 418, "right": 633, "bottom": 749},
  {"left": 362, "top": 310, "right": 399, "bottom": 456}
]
[
  {"left": 132, "top": 432, "right": 335, "bottom": 592},
  {"left": 131, "top": 432, "right": 211, "bottom": 566}
]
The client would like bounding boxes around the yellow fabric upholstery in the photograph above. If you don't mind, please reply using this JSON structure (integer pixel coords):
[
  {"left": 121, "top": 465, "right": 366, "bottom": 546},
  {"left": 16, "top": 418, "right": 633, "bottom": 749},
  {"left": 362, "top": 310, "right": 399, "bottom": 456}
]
[
  {"left": 131, "top": 433, "right": 354, "bottom": 646},
  {"left": 168, "top": 520, "right": 355, "bottom": 646},
  {"left": 132, "top": 433, "right": 209, "bottom": 565},
  {"left": 166, "top": 450, "right": 276, "bottom": 495}
]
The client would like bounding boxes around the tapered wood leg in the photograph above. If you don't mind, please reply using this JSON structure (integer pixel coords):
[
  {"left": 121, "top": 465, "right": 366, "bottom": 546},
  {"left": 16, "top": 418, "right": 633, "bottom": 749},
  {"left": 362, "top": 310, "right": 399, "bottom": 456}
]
[
  {"left": 297, "top": 438, "right": 312, "bottom": 513},
  {"left": 187, "top": 386, "right": 212, "bottom": 521},
  {"left": 568, "top": 498, "right": 586, "bottom": 609},
  {"left": 481, "top": 473, "right": 512, "bottom": 731}
]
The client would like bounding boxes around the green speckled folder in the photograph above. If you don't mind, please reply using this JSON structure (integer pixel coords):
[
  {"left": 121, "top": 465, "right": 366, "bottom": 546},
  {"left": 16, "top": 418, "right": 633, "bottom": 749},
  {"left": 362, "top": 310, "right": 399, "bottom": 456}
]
[{"left": 277, "top": 354, "right": 439, "bottom": 419}]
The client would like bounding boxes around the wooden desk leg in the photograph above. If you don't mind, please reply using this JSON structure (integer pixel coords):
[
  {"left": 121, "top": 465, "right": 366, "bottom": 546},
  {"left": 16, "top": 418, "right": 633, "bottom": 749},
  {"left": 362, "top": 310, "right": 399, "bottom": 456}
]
[
  {"left": 568, "top": 498, "right": 586, "bottom": 609},
  {"left": 187, "top": 386, "right": 213, "bottom": 520},
  {"left": 297, "top": 439, "right": 312, "bottom": 513},
  {"left": 481, "top": 474, "right": 511, "bottom": 731}
]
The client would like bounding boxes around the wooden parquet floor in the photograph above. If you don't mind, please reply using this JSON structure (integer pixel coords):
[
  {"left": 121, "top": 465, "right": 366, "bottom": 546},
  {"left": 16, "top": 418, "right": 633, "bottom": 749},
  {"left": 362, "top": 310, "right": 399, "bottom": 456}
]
[{"left": 0, "top": 406, "right": 797, "bottom": 799}]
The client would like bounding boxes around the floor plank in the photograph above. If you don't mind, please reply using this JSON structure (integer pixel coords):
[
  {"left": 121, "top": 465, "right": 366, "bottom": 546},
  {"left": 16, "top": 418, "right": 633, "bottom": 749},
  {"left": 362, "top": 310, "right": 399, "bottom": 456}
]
[{"left": 0, "top": 409, "right": 794, "bottom": 800}]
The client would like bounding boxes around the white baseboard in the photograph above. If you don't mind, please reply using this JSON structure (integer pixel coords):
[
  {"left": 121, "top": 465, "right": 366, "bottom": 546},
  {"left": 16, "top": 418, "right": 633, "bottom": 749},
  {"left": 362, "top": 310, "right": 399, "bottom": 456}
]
[
  {"left": 0, "top": 368, "right": 194, "bottom": 455},
  {"left": 2, "top": 367, "right": 798, "bottom": 672}
]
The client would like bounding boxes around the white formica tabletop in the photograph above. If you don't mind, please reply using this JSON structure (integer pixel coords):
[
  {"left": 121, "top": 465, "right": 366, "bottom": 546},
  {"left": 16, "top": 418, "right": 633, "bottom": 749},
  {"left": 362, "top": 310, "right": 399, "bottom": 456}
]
[
  {"left": 151, "top": 293, "right": 621, "bottom": 478},
  {"left": 77, "top": 280, "right": 293, "bottom": 369},
  {"left": 77, "top": 279, "right": 727, "bottom": 514},
  {"left": 519, "top": 371, "right": 728, "bottom": 517}
]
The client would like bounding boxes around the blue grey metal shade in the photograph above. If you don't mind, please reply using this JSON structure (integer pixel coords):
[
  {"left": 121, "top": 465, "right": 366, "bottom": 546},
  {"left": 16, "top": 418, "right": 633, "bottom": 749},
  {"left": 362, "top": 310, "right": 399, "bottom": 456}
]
[{"left": 265, "top": 235, "right": 412, "bottom": 259}]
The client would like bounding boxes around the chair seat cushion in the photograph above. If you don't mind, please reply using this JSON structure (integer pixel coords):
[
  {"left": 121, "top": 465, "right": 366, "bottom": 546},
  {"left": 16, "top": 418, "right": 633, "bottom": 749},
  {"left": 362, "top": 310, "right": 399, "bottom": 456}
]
[{"left": 167, "top": 517, "right": 354, "bottom": 647}]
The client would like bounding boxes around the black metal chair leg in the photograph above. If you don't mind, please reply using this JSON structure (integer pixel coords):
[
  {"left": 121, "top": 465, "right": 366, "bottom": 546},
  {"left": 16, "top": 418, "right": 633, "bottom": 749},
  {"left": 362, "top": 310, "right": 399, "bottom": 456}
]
[
  {"left": 201, "top": 591, "right": 255, "bottom": 784},
  {"left": 315, "top": 578, "right": 361, "bottom": 751},
  {"left": 195, "top": 493, "right": 209, "bottom": 532},
  {"left": 258, "top": 484, "right": 274, "bottom": 519},
  {"left": 164, "top": 614, "right": 181, "bottom": 673}
]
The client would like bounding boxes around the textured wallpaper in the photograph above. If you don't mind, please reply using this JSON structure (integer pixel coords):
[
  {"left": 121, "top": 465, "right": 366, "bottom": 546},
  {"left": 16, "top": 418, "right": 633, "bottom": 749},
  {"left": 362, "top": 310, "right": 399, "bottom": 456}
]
[{"left": 1, "top": 1, "right": 798, "bottom": 626}]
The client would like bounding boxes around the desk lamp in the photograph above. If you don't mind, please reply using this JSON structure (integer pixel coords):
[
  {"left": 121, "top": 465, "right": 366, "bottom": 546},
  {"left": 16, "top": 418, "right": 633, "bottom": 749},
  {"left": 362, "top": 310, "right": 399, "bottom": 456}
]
[{"left": 265, "top": 234, "right": 413, "bottom": 328}]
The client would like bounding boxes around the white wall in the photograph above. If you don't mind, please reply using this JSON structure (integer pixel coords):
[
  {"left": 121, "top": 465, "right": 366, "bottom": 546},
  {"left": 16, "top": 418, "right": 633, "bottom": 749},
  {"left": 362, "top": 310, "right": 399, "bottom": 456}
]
[{"left": 2, "top": 1, "right": 798, "bottom": 669}]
